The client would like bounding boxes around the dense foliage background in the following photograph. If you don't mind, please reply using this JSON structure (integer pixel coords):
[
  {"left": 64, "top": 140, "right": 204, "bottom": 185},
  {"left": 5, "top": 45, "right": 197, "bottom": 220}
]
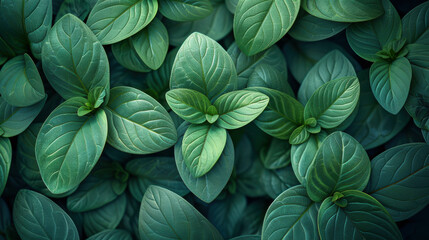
[{"left": 0, "top": 0, "right": 428, "bottom": 239}]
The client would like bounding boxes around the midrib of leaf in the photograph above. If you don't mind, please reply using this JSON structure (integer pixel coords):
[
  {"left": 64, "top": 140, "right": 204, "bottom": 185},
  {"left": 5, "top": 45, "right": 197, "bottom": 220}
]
[
  {"left": 93, "top": 1, "right": 140, "bottom": 35},
  {"left": 312, "top": 81, "right": 356, "bottom": 119},
  {"left": 26, "top": 198, "right": 53, "bottom": 238},
  {"left": 246, "top": 0, "right": 275, "bottom": 51},
  {"left": 280, "top": 202, "right": 314, "bottom": 239},
  {"left": 68, "top": 36, "right": 89, "bottom": 94},
  {"left": 151, "top": 193, "right": 181, "bottom": 239},
  {"left": 168, "top": 0, "right": 209, "bottom": 11},
  {"left": 189, "top": 125, "right": 211, "bottom": 169}
]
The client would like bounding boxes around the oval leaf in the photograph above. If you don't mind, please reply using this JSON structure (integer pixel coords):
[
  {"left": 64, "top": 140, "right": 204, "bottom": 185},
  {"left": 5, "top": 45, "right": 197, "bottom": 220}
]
[
  {"left": 36, "top": 97, "right": 108, "bottom": 194},
  {"left": 402, "top": 1, "right": 429, "bottom": 45},
  {"left": 0, "top": 137, "right": 11, "bottom": 196},
  {"left": 166, "top": 88, "right": 212, "bottom": 124},
  {"left": 112, "top": 38, "right": 151, "bottom": 73},
  {"left": 159, "top": 0, "right": 213, "bottom": 22}
]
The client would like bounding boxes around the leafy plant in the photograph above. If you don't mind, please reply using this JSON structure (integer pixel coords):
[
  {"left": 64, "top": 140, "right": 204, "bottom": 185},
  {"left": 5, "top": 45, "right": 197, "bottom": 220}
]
[{"left": 1, "top": 0, "right": 429, "bottom": 240}]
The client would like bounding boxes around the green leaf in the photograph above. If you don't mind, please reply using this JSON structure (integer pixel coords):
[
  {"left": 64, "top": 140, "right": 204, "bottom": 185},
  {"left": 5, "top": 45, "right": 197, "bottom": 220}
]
[
  {"left": 83, "top": 194, "right": 126, "bottom": 236},
  {"left": 233, "top": 0, "right": 300, "bottom": 56},
  {"left": 175, "top": 122, "right": 235, "bottom": 203},
  {"left": 260, "top": 138, "right": 291, "bottom": 170},
  {"left": 261, "top": 165, "right": 300, "bottom": 199},
  {"left": 87, "top": 229, "right": 133, "bottom": 240},
  {"left": 249, "top": 87, "right": 304, "bottom": 140},
  {"left": 131, "top": 18, "right": 169, "bottom": 70},
  {"left": 288, "top": 125, "right": 310, "bottom": 145},
  {"left": 111, "top": 38, "right": 152, "bottom": 73},
  {"left": 86, "top": 0, "right": 158, "bottom": 45},
  {"left": 0, "top": 54, "right": 45, "bottom": 107},
  {"left": 13, "top": 189, "right": 79, "bottom": 240},
  {"left": 346, "top": 0, "right": 401, "bottom": 62},
  {"left": 166, "top": 3, "right": 233, "bottom": 47},
  {"left": 261, "top": 185, "right": 319, "bottom": 240},
  {"left": 165, "top": 88, "right": 212, "bottom": 124},
  {"left": 318, "top": 190, "right": 402, "bottom": 240},
  {"left": 0, "top": 96, "right": 46, "bottom": 137},
  {"left": 369, "top": 57, "right": 412, "bottom": 115},
  {"left": 88, "top": 87, "right": 107, "bottom": 109},
  {"left": 145, "top": 48, "right": 178, "bottom": 98},
  {"left": 0, "top": 198, "right": 12, "bottom": 236},
  {"left": 36, "top": 97, "right": 108, "bottom": 194},
  {"left": 298, "top": 50, "right": 356, "bottom": 104},
  {"left": 0, "top": 137, "right": 11, "bottom": 196},
  {"left": 228, "top": 43, "right": 288, "bottom": 90},
  {"left": 104, "top": 86, "right": 177, "bottom": 154},
  {"left": 125, "top": 157, "right": 189, "bottom": 201},
  {"left": 55, "top": 0, "right": 91, "bottom": 22},
  {"left": 304, "top": 76, "right": 360, "bottom": 129},
  {"left": 182, "top": 124, "right": 227, "bottom": 177},
  {"left": 248, "top": 64, "right": 294, "bottom": 96},
  {"left": 406, "top": 43, "right": 429, "bottom": 70},
  {"left": 170, "top": 32, "right": 237, "bottom": 101},
  {"left": 231, "top": 236, "right": 260, "bottom": 240},
  {"left": 291, "top": 131, "right": 327, "bottom": 186},
  {"left": 214, "top": 90, "right": 269, "bottom": 130},
  {"left": 139, "top": 185, "right": 223, "bottom": 239},
  {"left": 402, "top": 1, "right": 429, "bottom": 45},
  {"left": 159, "top": 0, "right": 213, "bottom": 22},
  {"left": 289, "top": 12, "right": 349, "bottom": 42},
  {"left": 42, "top": 14, "right": 110, "bottom": 100},
  {"left": 365, "top": 143, "right": 429, "bottom": 221},
  {"left": 306, "top": 131, "right": 371, "bottom": 202},
  {"left": 302, "top": 0, "right": 383, "bottom": 22}
]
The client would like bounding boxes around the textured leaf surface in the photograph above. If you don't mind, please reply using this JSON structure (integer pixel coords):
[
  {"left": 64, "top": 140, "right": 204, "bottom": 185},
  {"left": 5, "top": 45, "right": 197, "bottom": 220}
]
[
  {"left": 170, "top": 32, "right": 237, "bottom": 101},
  {"left": 346, "top": 0, "right": 401, "bottom": 62},
  {"left": 298, "top": 50, "right": 356, "bottom": 104},
  {"left": 182, "top": 124, "right": 227, "bottom": 177},
  {"left": 105, "top": 86, "right": 177, "bottom": 154},
  {"left": 139, "top": 186, "right": 223, "bottom": 240},
  {"left": 260, "top": 138, "right": 291, "bottom": 170},
  {"left": 175, "top": 123, "right": 234, "bottom": 203},
  {"left": 402, "top": 1, "right": 429, "bottom": 45},
  {"left": 306, "top": 132, "right": 371, "bottom": 202},
  {"left": 318, "top": 190, "right": 401, "bottom": 240},
  {"left": 42, "top": 14, "right": 109, "bottom": 100},
  {"left": 13, "top": 189, "right": 79, "bottom": 240},
  {"left": 370, "top": 57, "right": 412, "bottom": 114},
  {"left": 87, "top": 229, "right": 132, "bottom": 240},
  {"left": 233, "top": 0, "right": 300, "bottom": 56},
  {"left": 55, "top": 0, "right": 91, "bottom": 22},
  {"left": 87, "top": 0, "right": 158, "bottom": 44},
  {"left": 166, "top": 88, "right": 211, "bottom": 124},
  {"left": 0, "top": 137, "right": 11, "bottom": 196},
  {"left": 36, "top": 97, "right": 108, "bottom": 194},
  {"left": 250, "top": 87, "right": 304, "bottom": 140},
  {"left": 248, "top": 64, "right": 294, "bottom": 96},
  {"left": 112, "top": 38, "right": 151, "bottom": 73},
  {"left": 0, "top": 54, "right": 45, "bottom": 107},
  {"left": 304, "top": 76, "right": 360, "bottom": 129},
  {"left": 302, "top": 0, "right": 383, "bottom": 22},
  {"left": 214, "top": 90, "right": 269, "bottom": 129},
  {"left": 261, "top": 165, "right": 300, "bottom": 199},
  {"left": 159, "top": 0, "right": 213, "bottom": 22},
  {"left": 366, "top": 143, "right": 429, "bottom": 221},
  {"left": 262, "top": 185, "right": 319, "bottom": 240}
]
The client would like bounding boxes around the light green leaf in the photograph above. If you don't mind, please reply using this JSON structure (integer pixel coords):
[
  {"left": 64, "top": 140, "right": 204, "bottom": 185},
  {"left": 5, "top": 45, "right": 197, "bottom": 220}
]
[
  {"left": 55, "top": 0, "right": 91, "bottom": 22},
  {"left": 0, "top": 137, "right": 11, "bottom": 196},
  {"left": 36, "top": 97, "right": 108, "bottom": 194},
  {"left": 291, "top": 131, "right": 327, "bottom": 186},
  {"left": 249, "top": 87, "right": 304, "bottom": 140},
  {"left": 126, "top": 157, "right": 189, "bottom": 201},
  {"left": 214, "top": 90, "right": 269, "bottom": 130},
  {"left": 87, "top": 229, "right": 132, "bottom": 240},
  {"left": 104, "top": 86, "right": 177, "bottom": 154},
  {"left": 304, "top": 76, "right": 360, "bottom": 129},
  {"left": 302, "top": 0, "right": 383, "bottom": 22},
  {"left": 86, "top": 0, "right": 158, "bottom": 45},
  {"left": 370, "top": 57, "right": 412, "bottom": 114},
  {"left": 289, "top": 12, "right": 349, "bottom": 42},
  {"left": 42, "top": 14, "right": 110, "bottom": 100},
  {"left": 13, "top": 189, "right": 79, "bottom": 240},
  {"left": 165, "top": 88, "right": 212, "bottom": 124},
  {"left": 306, "top": 132, "right": 370, "bottom": 202},
  {"left": 170, "top": 32, "right": 237, "bottom": 101},
  {"left": 182, "top": 124, "right": 227, "bottom": 177},
  {"left": 166, "top": 3, "right": 232, "bottom": 47},
  {"left": 131, "top": 18, "right": 168, "bottom": 70},
  {"left": 175, "top": 122, "right": 234, "bottom": 203},
  {"left": 262, "top": 185, "right": 319, "bottom": 240},
  {"left": 0, "top": 96, "right": 46, "bottom": 137},
  {"left": 83, "top": 194, "right": 126, "bottom": 236},
  {"left": 233, "top": 0, "right": 300, "bottom": 56},
  {"left": 365, "top": 143, "right": 429, "bottom": 221},
  {"left": 139, "top": 186, "right": 223, "bottom": 240},
  {"left": 402, "top": 1, "right": 429, "bottom": 45},
  {"left": 261, "top": 165, "right": 300, "bottom": 199},
  {"left": 0, "top": 54, "right": 45, "bottom": 107},
  {"left": 298, "top": 50, "right": 356, "bottom": 104},
  {"left": 346, "top": 0, "right": 401, "bottom": 62},
  {"left": 248, "top": 64, "right": 294, "bottom": 96},
  {"left": 318, "top": 190, "right": 401, "bottom": 240},
  {"left": 112, "top": 38, "right": 151, "bottom": 73},
  {"left": 289, "top": 125, "right": 309, "bottom": 145},
  {"left": 159, "top": 0, "right": 213, "bottom": 22}
]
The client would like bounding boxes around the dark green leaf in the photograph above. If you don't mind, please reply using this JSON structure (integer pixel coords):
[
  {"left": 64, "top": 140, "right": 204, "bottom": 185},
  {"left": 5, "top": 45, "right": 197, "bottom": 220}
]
[
  {"left": 111, "top": 38, "right": 151, "bottom": 73},
  {"left": 0, "top": 138, "right": 11, "bottom": 196},
  {"left": 260, "top": 138, "right": 291, "bottom": 170},
  {"left": 248, "top": 64, "right": 294, "bottom": 96},
  {"left": 402, "top": 1, "right": 429, "bottom": 45},
  {"left": 159, "top": 0, "right": 213, "bottom": 22},
  {"left": 55, "top": 0, "right": 91, "bottom": 22},
  {"left": 261, "top": 165, "right": 300, "bottom": 199},
  {"left": 87, "top": 229, "right": 132, "bottom": 240}
]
